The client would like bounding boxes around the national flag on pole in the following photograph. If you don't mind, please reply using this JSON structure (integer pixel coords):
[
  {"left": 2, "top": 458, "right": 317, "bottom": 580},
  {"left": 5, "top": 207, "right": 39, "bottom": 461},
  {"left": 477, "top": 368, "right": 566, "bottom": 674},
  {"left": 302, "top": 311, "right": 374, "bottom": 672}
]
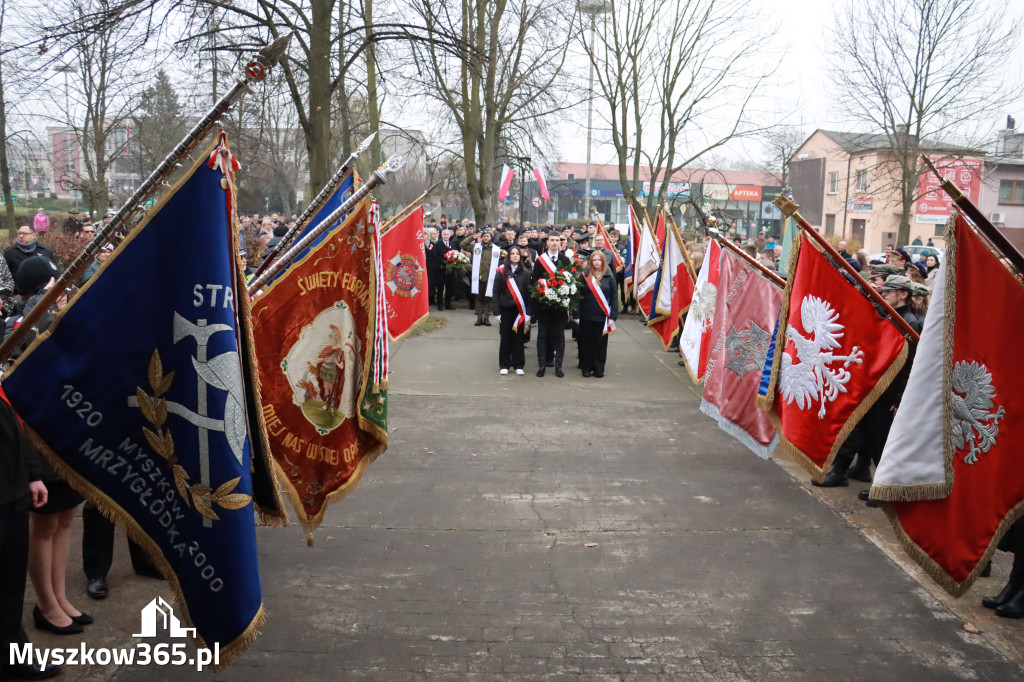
[
  {"left": 679, "top": 238, "right": 722, "bottom": 384},
  {"left": 497, "top": 164, "right": 514, "bottom": 203},
  {"left": 265, "top": 171, "right": 356, "bottom": 285},
  {"left": 870, "top": 214, "right": 1024, "bottom": 596},
  {"left": 252, "top": 195, "right": 388, "bottom": 532},
  {"left": 647, "top": 218, "right": 695, "bottom": 349},
  {"left": 533, "top": 166, "right": 550, "bottom": 201},
  {"left": 700, "top": 246, "right": 783, "bottom": 458},
  {"left": 633, "top": 211, "right": 661, "bottom": 317},
  {"left": 653, "top": 208, "right": 666, "bottom": 250},
  {"left": 381, "top": 205, "right": 429, "bottom": 341},
  {"left": 759, "top": 225, "right": 911, "bottom": 480},
  {"left": 1, "top": 139, "right": 284, "bottom": 662},
  {"left": 624, "top": 204, "right": 642, "bottom": 291}
]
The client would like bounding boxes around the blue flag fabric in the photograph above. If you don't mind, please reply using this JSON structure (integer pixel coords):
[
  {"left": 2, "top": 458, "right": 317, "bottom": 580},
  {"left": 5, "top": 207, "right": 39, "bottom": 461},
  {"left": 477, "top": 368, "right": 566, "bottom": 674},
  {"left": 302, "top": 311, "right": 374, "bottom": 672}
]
[
  {"left": 758, "top": 317, "right": 780, "bottom": 400},
  {"left": 3, "top": 152, "right": 267, "bottom": 661},
  {"left": 267, "top": 171, "right": 355, "bottom": 285}
]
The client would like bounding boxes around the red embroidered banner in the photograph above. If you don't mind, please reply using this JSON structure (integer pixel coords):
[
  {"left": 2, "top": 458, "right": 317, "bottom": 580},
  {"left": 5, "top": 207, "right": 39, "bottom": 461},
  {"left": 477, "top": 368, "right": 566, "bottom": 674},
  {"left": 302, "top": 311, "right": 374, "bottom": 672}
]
[{"left": 381, "top": 206, "right": 429, "bottom": 341}]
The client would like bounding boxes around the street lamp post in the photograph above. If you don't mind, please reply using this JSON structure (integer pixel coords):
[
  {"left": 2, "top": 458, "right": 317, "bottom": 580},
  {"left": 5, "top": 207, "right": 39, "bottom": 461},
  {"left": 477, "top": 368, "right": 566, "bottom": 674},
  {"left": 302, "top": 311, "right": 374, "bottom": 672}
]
[{"left": 580, "top": 1, "right": 609, "bottom": 219}]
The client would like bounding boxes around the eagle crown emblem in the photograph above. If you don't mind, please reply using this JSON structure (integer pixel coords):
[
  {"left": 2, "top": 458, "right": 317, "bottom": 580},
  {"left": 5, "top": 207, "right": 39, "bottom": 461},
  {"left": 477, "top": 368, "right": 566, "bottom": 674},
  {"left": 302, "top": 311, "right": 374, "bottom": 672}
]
[
  {"left": 951, "top": 360, "right": 1005, "bottom": 465},
  {"left": 780, "top": 295, "right": 864, "bottom": 418}
]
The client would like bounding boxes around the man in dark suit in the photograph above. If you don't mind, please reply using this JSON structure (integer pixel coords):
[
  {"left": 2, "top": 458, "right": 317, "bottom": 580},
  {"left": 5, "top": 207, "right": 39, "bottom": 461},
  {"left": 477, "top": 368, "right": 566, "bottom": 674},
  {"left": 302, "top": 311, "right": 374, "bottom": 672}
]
[
  {"left": 432, "top": 228, "right": 457, "bottom": 310},
  {"left": 531, "top": 233, "right": 572, "bottom": 378}
]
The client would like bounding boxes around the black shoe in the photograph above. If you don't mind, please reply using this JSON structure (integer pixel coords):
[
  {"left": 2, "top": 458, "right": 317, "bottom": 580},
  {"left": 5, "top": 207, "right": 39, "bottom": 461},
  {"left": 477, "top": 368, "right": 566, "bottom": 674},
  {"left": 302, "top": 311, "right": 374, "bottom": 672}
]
[
  {"left": 812, "top": 471, "right": 849, "bottom": 487},
  {"left": 865, "top": 499, "right": 880, "bottom": 508},
  {"left": 858, "top": 490, "right": 870, "bottom": 501},
  {"left": 996, "top": 589, "right": 1024, "bottom": 618},
  {"left": 445, "top": 305, "right": 455, "bottom": 310},
  {"left": 71, "top": 612, "right": 93, "bottom": 625},
  {"left": 437, "top": 305, "right": 444, "bottom": 311},
  {"left": 847, "top": 467, "right": 873, "bottom": 483},
  {"left": 983, "top": 580, "right": 1021, "bottom": 609},
  {"left": 4, "top": 661, "right": 63, "bottom": 680},
  {"left": 474, "top": 321, "right": 483, "bottom": 326},
  {"left": 980, "top": 560, "right": 992, "bottom": 578},
  {"left": 592, "top": 372, "right": 604, "bottom": 378},
  {"left": 483, "top": 320, "right": 491, "bottom": 326},
  {"left": 582, "top": 370, "right": 592, "bottom": 377},
  {"left": 555, "top": 368, "right": 564, "bottom": 378},
  {"left": 86, "top": 577, "right": 108, "bottom": 600},
  {"left": 536, "top": 367, "right": 546, "bottom": 377},
  {"left": 33, "top": 605, "right": 83, "bottom": 635}
]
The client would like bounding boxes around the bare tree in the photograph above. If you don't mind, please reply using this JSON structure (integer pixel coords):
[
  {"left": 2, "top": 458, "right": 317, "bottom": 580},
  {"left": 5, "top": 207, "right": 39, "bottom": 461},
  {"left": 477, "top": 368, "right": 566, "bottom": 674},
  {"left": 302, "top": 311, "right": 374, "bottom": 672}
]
[
  {"left": 830, "top": 0, "right": 1021, "bottom": 245},
  {"left": 39, "top": 0, "right": 155, "bottom": 217},
  {"left": 410, "top": 0, "right": 576, "bottom": 227},
  {"left": 583, "top": 0, "right": 771, "bottom": 218},
  {"left": 759, "top": 126, "right": 806, "bottom": 188},
  {"left": 0, "top": 0, "right": 15, "bottom": 233}
]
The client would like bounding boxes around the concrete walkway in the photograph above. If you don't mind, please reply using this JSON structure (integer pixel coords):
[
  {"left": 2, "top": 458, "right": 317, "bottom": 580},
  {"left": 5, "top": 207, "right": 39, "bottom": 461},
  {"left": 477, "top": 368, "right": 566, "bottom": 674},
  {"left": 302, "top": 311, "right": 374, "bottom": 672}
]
[{"left": 28, "top": 309, "right": 1024, "bottom": 681}]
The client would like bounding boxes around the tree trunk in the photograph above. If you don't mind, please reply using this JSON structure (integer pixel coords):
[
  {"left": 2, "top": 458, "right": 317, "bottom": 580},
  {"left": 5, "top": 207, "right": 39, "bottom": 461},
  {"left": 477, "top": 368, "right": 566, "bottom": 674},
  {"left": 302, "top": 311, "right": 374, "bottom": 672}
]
[
  {"left": 306, "top": 0, "right": 335, "bottom": 197},
  {"left": 0, "top": 54, "right": 15, "bottom": 237},
  {"left": 362, "top": 0, "right": 383, "bottom": 169}
]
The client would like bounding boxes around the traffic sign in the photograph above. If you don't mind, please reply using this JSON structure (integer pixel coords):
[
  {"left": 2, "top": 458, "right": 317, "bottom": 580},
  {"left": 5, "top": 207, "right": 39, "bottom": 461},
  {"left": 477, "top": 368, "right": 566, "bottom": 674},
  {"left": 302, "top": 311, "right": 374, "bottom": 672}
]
[
  {"left": 0, "top": 195, "right": 17, "bottom": 204},
  {"left": 144, "top": 198, "right": 155, "bottom": 208},
  {"left": 531, "top": 196, "right": 542, "bottom": 208}
]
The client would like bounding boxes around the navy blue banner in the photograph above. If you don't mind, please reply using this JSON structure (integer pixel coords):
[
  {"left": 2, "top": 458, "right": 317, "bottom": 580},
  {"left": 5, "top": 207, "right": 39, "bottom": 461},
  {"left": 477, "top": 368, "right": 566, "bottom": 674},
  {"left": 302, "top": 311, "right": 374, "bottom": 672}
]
[{"left": 4, "top": 154, "right": 265, "bottom": 660}]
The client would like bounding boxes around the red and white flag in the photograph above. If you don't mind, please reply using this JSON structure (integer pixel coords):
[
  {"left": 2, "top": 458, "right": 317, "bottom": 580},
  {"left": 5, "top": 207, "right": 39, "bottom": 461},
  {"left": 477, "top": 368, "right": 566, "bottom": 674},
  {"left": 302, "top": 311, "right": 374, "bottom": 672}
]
[
  {"left": 633, "top": 212, "right": 661, "bottom": 317},
  {"left": 595, "top": 220, "right": 624, "bottom": 272},
  {"left": 648, "top": 219, "right": 695, "bottom": 349},
  {"left": 381, "top": 206, "right": 430, "bottom": 341},
  {"left": 760, "top": 226, "right": 911, "bottom": 479},
  {"left": 870, "top": 214, "right": 1024, "bottom": 596},
  {"left": 625, "top": 204, "right": 643, "bottom": 291},
  {"left": 679, "top": 239, "right": 721, "bottom": 384},
  {"left": 532, "top": 166, "right": 550, "bottom": 201},
  {"left": 700, "top": 246, "right": 783, "bottom": 458},
  {"left": 654, "top": 209, "right": 666, "bottom": 251},
  {"left": 497, "top": 164, "right": 514, "bottom": 202}
]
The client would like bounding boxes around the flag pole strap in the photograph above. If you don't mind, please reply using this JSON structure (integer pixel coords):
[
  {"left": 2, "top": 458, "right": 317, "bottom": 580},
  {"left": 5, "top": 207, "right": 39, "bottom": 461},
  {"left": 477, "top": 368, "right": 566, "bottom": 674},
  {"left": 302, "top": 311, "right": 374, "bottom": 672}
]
[
  {"left": 774, "top": 194, "right": 920, "bottom": 342},
  {"left": 247, "top": 155, "right": 406, "bottom": 296},
  {"left": 920, "top": 154, "right": 1024, "bottom": 273},
  {"left": 251, "top": 132, "right": 378, "bottom": 280},
  {"left": 0, "top": 34, "right": 293, "bottom": 365},
  {"left": 379, "top": 181, "right": 442, "bottom": 236}
]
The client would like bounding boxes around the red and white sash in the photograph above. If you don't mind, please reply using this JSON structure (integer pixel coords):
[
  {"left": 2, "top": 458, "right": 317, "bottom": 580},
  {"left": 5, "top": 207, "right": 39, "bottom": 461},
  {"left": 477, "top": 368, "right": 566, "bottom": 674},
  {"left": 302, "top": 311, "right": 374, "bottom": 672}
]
[
  {"left": 586, "top": 275, "right": 615, "bottom": 334},
  {"left": 506, "top": 269, "right": 528, "bottom": 331},
  {"left": 538, "top": 252, "right": 558, "bottom": 276}
]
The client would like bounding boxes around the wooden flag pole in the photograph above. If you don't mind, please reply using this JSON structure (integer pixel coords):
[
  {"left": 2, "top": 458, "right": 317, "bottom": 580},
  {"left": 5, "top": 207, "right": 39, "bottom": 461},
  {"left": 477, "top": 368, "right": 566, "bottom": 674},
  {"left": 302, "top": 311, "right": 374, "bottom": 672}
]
[
  {"left": 920, "top": 154, "right": 1024, "bottom": 273},
  {"left": 774, "top": 194, "right": 920, "bottom": 341},
  {"left": 0, "top": 34, "right": 292, "bottom": 364},
  {"left": 380, "top": 182, "right": 441, "bottom": 236},
  {"left": 251, "top": 132, "right": 378, "bottom": 279}
]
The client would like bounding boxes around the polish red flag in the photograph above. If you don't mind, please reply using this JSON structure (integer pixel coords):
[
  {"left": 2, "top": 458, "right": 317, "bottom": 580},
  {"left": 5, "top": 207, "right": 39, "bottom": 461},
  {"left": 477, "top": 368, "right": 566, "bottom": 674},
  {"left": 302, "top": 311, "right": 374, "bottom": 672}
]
[
  {"left": 870, "top": 214, "right": 1024, "bottom": 596},
  {"left": 532, "top": 166, "right": 550, "bottom": 201},
  {"left": 625, "top": 204, "right": 643, "bottom": 291},
  {"left": 654, "top": 208, "right": 666, "bottom": 250},
  {"left": 632, "top": 211, "right": 661, "bottom": 317},
  {"left": 700, "top": 246, "right": 783, "bottom": 458},
  {"left": 497, "top": 164, "right": 514, "bottom": 202},
  {"left": 648, "top": 219, "right": 695, "bottom": 349},
  {"left": 380, "top": 206, "right": 430, "bottom": 341},
  {"left": 759, "top": 225, "right": 911, "bottom": 480},
  {"left": 679, "top": 238, "right": 721, "bottom": 383}
]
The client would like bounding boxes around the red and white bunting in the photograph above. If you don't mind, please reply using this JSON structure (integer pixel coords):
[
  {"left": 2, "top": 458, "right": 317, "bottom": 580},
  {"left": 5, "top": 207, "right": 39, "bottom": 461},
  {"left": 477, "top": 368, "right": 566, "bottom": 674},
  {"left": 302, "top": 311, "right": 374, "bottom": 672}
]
[
  {"left": 586, "top": 275, "right": 615, "bottom": 334},
  {"left": 506, "top": 273, "right": 528, "bottom": 331}
]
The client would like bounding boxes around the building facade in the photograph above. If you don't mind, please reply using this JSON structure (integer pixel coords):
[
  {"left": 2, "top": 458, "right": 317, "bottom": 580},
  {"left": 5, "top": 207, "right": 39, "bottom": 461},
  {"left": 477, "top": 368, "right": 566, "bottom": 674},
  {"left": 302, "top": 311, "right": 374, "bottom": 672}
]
[{"left": 790, "top": 129, "right": 985, "bottom": 253}]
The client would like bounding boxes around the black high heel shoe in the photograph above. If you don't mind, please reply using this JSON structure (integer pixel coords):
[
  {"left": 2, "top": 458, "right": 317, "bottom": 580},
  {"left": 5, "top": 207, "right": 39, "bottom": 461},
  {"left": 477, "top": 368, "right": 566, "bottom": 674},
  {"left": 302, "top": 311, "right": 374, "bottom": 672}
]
[
  {"left": 33, "top": 605, "right": 83, "bottom": 634},
  {"left": 982, "top": 580, "right": 1020, "bottom": 609},
  {"left": 71, "top": 612, "right": 94, "bottom": 625}
]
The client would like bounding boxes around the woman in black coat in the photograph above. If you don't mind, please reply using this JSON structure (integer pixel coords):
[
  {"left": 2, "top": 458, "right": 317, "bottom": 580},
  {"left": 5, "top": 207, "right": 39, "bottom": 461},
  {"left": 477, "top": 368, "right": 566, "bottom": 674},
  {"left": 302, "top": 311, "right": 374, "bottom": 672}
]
[
  {"left": 572, "top": 250, "right": 618, "bottom": 378},
  {"left": 491, "top": 246, "right": 532, "bottom": 375}
]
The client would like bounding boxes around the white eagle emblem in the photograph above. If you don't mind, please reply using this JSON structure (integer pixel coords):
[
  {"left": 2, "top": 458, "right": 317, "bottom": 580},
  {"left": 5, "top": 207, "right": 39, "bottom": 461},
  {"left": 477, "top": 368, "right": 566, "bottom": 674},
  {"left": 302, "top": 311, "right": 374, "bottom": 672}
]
[
  {"left": 691, "top": 282, "right": 718, "bottom": 332},
  {"left": 951, "top": 360, "right": 1005, "bottom": 465},
  {"left": 779, "top": 295, "right": 864, "bottom": 417}
]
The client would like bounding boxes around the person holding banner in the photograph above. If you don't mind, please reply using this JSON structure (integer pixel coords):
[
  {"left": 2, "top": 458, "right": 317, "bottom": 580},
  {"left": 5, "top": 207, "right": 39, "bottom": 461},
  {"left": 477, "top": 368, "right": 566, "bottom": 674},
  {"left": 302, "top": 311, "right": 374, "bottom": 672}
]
[
  {"left": 491, "top": 246, "right": 532, "bottom": 375},
  {"left": 573, "top": 250, "right": 618, "bottom": 378},
  {"left": 467, "top": 230, "right": 501, "bottom": 326}
]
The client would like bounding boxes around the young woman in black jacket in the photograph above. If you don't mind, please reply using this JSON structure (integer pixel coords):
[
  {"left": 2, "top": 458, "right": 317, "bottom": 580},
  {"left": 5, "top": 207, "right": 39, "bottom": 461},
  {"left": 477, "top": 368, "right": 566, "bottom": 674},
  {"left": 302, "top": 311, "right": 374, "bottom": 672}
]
[
  {"left": 491, "top": 246, "right": 533, "bottom": 375},
  {"left": 573, "top": 250, "right": 618, "bottom": 378}
]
